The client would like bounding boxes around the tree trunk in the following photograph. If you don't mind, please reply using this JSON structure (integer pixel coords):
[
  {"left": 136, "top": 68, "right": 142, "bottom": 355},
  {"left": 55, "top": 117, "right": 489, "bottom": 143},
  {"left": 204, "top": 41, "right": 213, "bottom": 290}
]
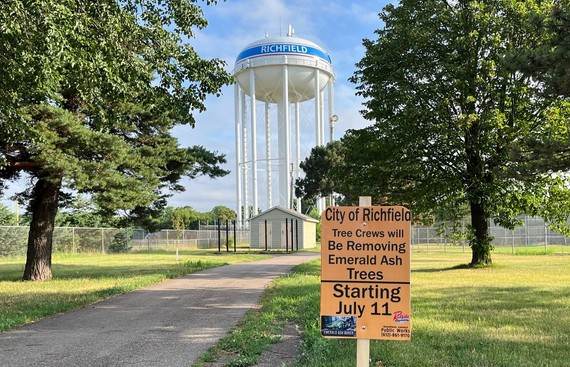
[
  {"left": 469, "top": 200, "right": 492, "bottom": 266},
  {"left": 23, "top": 175, "right": 62, "bottom": 281}
]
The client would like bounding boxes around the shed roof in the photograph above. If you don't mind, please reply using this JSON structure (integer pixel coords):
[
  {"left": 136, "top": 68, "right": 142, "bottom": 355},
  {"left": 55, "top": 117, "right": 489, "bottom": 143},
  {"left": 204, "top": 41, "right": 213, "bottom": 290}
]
[{"left": 249, "top": 206, "right": 319, "bottom": 223}]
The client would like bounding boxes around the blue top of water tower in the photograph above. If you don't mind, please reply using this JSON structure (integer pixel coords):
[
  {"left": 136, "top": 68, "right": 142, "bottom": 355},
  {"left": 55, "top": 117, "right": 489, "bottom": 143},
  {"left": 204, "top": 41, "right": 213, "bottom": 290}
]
[{"left": 235, "top": 35, "right": 332, "bottom": 65}]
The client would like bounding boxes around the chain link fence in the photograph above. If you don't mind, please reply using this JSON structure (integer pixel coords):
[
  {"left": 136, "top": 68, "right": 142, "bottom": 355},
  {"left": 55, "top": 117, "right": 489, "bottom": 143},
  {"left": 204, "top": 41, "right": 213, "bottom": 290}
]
[
  {"left": 0, "top": 226, "right": 250, "bottom": 257},
  {"left": 2, "top": 215, "right": 568, "bottom": 257},
  {"left": 411, "top": 216, "right": 570, "bottom": 254},
  {"left": 0, "top": 226, "right": 145, "bottom": 257},
  {"left": 131, "top": 228, "right": 250, "bottom": 251}
]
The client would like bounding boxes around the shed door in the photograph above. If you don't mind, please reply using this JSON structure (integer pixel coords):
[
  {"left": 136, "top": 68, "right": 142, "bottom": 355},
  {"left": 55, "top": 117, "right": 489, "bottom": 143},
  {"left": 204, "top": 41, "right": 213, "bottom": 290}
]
[
  {"left": 281, "top": 221, "right": 294, "bottom": 249},
  {"left": 259, "top": 221, "right": 272, "bottom": 249}
]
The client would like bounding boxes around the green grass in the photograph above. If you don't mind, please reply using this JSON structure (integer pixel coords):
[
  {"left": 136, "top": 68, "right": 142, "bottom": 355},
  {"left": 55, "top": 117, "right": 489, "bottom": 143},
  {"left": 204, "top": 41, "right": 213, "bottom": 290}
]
[
  {"left": 411, "top": 243, "right": 570, "bottom": 255},
  {"left": 196, "top": 252, "right": 570, "bottom": 367},
  {"left": 3, "top": 250, "right": 569, "bottom": 366},
  {"left": 0, "top": 250, "right": 271, "bottom": 332}
]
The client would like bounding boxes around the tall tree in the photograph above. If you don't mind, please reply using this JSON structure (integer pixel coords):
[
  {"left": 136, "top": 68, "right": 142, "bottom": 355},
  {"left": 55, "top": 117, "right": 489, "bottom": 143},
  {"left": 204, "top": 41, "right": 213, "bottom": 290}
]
[
  {"left": 295, "top": 141, "right": 347, "bottom": 204},
  {"left": 505, "top": 2, "right": 570, "bottom": 172},
  {"left": 171, "top": 206, "right": 200, "bottom": 231},
  {"left": 0, "top": 0, "right": 232, "bottom": 280},
  {"left": 344, "top": 0, "right": 570, "bottom": 265},
  {"left": 210, "top": 205, "right": 236, "bottom": 221}
]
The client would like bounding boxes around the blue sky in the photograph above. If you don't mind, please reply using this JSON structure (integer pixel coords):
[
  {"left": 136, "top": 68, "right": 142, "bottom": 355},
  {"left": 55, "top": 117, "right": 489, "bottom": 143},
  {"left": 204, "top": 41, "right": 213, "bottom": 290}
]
[
  {"left": 169, "top": 0, "right": 391, "bottom": 212},
  {"left": 1, "top": 0, "right": 392, "bottom": 213}
]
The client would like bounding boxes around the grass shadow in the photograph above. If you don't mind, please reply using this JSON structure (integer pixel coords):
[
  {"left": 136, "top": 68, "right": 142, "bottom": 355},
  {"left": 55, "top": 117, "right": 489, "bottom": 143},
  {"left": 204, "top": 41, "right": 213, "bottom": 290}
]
[{"left": 412, "top": 263, "right": 474, "bottom": 273}]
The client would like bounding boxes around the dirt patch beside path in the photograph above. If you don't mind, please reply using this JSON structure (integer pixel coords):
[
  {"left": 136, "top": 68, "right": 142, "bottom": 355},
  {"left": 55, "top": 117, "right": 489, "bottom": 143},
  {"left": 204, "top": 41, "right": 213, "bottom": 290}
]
[
  {"left": 201, "top": 323, "right": 302, "bottom": 367},
  {"left": 251, "top": 324, "right": 302, "bottom": 367}
]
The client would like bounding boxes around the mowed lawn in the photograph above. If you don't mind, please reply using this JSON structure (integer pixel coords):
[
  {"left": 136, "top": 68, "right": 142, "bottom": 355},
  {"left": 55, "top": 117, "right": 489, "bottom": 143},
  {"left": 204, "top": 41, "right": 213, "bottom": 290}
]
[
  {"left": 0, "top": 250, "right": 271, "bottom": 332},
  {"left": 401, "top": 252, "right": 570, "bottom": 367},
  {"left": 197, "top": 251, "right": 570, "bottom": 367},
  {"left": 2, "top": 250, "right": 569, "bottom": 366}
]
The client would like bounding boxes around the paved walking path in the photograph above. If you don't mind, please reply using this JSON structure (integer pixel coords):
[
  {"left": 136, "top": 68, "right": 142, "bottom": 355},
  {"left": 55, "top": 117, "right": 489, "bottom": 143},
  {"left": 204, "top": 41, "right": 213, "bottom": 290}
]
[{"left": 0, "top": 252, "right": 320, "bottom": 367}]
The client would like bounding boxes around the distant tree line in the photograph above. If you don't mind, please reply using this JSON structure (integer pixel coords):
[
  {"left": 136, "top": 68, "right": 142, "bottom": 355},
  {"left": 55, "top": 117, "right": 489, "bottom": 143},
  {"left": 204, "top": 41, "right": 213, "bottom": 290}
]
[{"left": 0, "top": 199, "right": 236, "bottom": 232}]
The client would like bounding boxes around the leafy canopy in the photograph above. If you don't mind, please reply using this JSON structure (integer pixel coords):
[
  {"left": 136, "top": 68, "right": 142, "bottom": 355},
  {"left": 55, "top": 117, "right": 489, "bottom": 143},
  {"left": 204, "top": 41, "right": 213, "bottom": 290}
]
[
  {"left": 0, "top": 0, "right": 233, "bottom": 280},
  {"left": 0, "top": 0, "right": 233, "bottom": 212},
  {"left": 298, "top": 0, "right": 570, "bottom": 264}
]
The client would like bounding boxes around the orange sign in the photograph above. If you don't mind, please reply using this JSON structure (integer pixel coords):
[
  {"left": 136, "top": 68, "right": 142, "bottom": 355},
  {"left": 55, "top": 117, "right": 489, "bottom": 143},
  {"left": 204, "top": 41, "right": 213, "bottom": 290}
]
[{"left": 320, "top": 206, "right": 411, "bottom": 340}]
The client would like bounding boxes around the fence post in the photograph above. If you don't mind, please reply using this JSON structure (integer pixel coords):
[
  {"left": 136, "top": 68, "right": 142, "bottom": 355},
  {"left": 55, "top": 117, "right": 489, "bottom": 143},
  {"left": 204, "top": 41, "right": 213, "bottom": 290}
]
[
  {"left": 296, "top": 219, "right": 299, "bottom": 251},
  {"left": 101, "top": 228, "right": 105, "bottom": 254},
  {"left": 525, "top": 216, "right": 529, "bottom": 247},
  {"left": 462, "top": 220, "right": 466, "bottom": 252},
  {"left": 264, "top": 219, "right": 268, "bottom": 251},
  {"left": 544, "top": 222, "right": 548, "bottom": 252},
  {"left": 217, "top": 219, "right": 221, "bottom": 252},
  {"left": 512, "top": 227, "right": 515, "bottom": 254},
  {"left": 285, "top": 218, "right": 289, "bottom": 252},
  {"left": 226, "top": 219, "right": 230, "bottom": 252},
  {"left": 288, "top": 218, "right": 291, "bottom": 251},
  {"left": 166, "top": 230, "right": 169, "bottom": 250},
  {"left": 233, "top": 219, "right": 237, "bottom": 252}
]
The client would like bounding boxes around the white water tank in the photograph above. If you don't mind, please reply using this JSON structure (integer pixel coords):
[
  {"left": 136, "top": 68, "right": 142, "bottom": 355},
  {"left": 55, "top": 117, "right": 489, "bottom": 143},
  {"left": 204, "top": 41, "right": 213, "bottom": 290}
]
[{"left": 234, "top": 34, "right": 333, "bottom": 103}]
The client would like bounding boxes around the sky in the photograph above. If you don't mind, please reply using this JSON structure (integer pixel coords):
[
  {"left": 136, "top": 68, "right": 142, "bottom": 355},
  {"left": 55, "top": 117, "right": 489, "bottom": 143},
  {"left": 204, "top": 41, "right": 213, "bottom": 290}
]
[
  {"left": 168, "top": 0, "right": 391, "bottom": 212},
  {"left": 1, "top": 0, "right": 392, "bottom": 214}
]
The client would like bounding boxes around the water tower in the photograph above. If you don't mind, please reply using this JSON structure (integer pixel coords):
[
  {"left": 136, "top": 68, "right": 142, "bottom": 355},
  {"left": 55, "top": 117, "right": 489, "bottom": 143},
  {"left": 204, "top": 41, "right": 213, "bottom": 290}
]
[{"left": 233, "top": 26, "right": 335, "bottom": 226}]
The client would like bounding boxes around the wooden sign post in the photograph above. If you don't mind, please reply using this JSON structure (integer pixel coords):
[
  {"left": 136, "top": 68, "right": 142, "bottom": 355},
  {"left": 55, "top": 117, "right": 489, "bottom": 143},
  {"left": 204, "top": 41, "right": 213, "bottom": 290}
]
[{"left": 320, "top": 197, "right": 412, "bottom": 366}]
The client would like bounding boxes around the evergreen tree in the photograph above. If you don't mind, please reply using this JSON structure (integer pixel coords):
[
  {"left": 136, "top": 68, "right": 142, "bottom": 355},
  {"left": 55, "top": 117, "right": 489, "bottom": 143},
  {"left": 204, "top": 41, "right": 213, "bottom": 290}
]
[{"left": 0, "top": 0, "right": 232, "bottom": 280}]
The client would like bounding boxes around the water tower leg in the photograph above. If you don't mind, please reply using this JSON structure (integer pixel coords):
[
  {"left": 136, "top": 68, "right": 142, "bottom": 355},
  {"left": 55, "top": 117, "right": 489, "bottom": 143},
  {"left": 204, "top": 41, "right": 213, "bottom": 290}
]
[
  {"left": 320, "top": 90, "right": 325, "bottom": 146},
  {"left": 314, "top": 69, "right": 321, "bottom": 148},
  {"left": 234, "top": 84, "right": 243, "bottom": 228},
  {"left": 319, "top": 90, "right": 327, "bottom": 212},
  {"left": 328, "top": 81, "right": 336, "bottom": 207},
  {"left": 265, "top": 102, "right": 272, "bottom": 208},
  {"left": 295, "top": 102, "right": 301, "bottom": 213},
  {"left": 314, "top": 70, "right": 325, "bottom": 214},
  {"left": 278, "top": 64, "right": 291, "bottom": 209},
  {"left": 328, "top": 80, "right": 335, "bottom": 142},
  {"left": 250, "top": 69, "right": 259, "bottom": 215},
  {"left": 242, "top": 90, "right": 249, "bottom": 224}
]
